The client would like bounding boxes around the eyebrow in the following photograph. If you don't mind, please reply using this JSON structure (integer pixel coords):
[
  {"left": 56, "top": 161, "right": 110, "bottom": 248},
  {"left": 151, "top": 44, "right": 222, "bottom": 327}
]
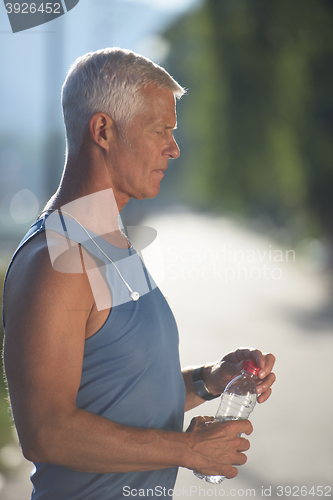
[{"left": 153, "top": 122, "right": 177, "bottom": 130}]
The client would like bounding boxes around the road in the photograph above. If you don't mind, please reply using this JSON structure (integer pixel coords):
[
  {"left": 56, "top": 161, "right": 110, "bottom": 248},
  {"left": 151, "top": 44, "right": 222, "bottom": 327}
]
[{"left": 1, "top": 209, "right": 332, "bottom": 499}]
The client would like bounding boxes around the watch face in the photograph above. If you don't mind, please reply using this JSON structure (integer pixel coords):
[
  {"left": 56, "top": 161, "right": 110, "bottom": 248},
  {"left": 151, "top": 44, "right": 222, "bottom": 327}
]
[
  {"left": 192, "top": 366, "right": 220, "bottom": 400},
  {"left": 193, "top": 367, "right": 214, "bottom": 400}
]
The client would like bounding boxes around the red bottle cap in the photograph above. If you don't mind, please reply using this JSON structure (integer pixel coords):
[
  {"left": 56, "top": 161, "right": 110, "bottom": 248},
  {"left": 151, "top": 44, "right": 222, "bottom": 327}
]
[{"left": 243, "top": 359, "right": 260, "bottom": 375}]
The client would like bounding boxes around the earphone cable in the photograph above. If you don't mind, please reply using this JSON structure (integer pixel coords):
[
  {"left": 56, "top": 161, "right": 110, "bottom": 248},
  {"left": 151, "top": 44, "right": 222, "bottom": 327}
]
[{"left": 39, "top": 209, "right": 140, "bottom": 300}]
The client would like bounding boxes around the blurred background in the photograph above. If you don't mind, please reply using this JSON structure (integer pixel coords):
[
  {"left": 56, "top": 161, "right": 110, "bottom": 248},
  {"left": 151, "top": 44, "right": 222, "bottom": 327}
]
[{"left": 0, "top": 0, "right": 332, "bottom": 498}]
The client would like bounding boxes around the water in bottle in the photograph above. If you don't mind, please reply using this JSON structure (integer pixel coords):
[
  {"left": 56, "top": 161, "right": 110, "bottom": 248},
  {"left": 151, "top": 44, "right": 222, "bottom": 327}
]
[{"left": 194, "top": 359, "right": 260, "bottom": 484}]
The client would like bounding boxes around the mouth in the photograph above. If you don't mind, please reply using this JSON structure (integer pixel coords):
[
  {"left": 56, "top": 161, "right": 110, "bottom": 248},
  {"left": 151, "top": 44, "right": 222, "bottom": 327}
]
[
  {"left": 153, "top": 168, "right": 167, "bottom": 176},
  {"left": 153, "top": 167, "right": 167, "bottom": 175}
]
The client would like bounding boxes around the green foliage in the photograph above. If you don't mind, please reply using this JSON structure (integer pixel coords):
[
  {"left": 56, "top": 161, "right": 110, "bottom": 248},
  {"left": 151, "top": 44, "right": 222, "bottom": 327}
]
[{"left": 165, "top": 0, "right": 333, "bottom": 239}]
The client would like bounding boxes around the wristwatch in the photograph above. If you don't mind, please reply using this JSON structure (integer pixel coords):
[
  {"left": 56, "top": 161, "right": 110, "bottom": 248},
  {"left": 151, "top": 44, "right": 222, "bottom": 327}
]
[{"left": 192, "top": 366, "right": 220, "bottom": 401}]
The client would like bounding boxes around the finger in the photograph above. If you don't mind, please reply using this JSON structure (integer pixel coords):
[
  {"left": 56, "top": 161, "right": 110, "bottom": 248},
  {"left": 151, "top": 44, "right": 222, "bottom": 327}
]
[
  {"left": 186, "top": 415, "right": 207, "bottom": 432},
  {"left": 232, "top": 348, "right": 261, "bottom": 365},
  {"left": 242, "top": 420, "right": 253, "bottom": 435},
  {"left": 221, "top": 465, "right": 238, "bottom": 479},
  {"left": 186, "top": 414, "right": 217, "bottom": 433},
  {"left": 257, "top": 387, "right": 272, "bottom": 404},
  {"left": 237, "top": 349, "right": 276, "bottom": 379},
  {"left": 256, "top": 370, "right": 275, "bottom": 403},
  {"left": 225, "top": 419, "right": 253, "bottom": 436},
  {"left": 204, "top": 419, "right": 215, "bottom": 427},
  {"left": 237, "top": 436, "right": 250, "bottom": 452},
  {"left": 195, "top": 464, "right": 238, "bottom": 479},
  {"left": 194, "top": 415, "right": 210, "bottom": 423},
  {"left": 185, "top": 418, "right": 196, "bottom": 433},
  {"left": 227, "top": 449, "right": 248, "bottom": 467},
  {"left": 244, "top": 349, "right": 266, "bottom": 373},
  {"left": 256, "top": 372, "right": 276, "bottom": 394},
  {"left": 258, "top": 353, "right": 276, "bottom": 379},
  {"left": 203, "top": 416, "right": 215, "bottom": 422},
  {"left": 227, "top": 348, "right": 264, "bottom": 372},
  {"left": 235, "top": 451, "right": 248, "bottom": 466}
]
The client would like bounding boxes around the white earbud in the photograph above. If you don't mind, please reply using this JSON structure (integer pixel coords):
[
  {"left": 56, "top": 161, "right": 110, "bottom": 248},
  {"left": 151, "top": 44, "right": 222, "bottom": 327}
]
[{"left": 130, "top": 291, "right": 140, "bottom": 301}]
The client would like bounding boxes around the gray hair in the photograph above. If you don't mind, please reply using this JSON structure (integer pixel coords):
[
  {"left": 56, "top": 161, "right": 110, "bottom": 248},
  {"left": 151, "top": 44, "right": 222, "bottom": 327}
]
[{"left": 61, "top": 47, "right": 185, "bottom": 157}]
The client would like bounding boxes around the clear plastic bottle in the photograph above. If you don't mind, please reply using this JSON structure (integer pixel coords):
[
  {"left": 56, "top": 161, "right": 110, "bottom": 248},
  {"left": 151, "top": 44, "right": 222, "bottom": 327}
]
[{"left": 193, "top": 359, "right": 260, "bottom": 484}]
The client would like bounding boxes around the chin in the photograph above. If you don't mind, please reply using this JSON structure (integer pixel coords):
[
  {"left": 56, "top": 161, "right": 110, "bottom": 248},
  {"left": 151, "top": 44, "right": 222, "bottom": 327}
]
[{"left": 133, "top": 184, "right": 161, "bottom": 200}]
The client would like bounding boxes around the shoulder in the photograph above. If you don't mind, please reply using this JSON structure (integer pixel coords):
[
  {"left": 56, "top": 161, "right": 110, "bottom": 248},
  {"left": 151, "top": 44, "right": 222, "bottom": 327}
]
[{"left": 4, "top": 230, "right": 94, "bottom": 328}]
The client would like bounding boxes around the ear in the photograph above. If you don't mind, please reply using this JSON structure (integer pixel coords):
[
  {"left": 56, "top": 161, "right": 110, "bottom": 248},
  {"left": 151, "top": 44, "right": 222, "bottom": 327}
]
[{"left": 89, "top": 112, "right": 114, "bottom": 151}]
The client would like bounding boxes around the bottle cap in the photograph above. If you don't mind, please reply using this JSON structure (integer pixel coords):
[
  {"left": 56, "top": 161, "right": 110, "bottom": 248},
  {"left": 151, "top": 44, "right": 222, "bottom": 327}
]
[{"left": 243, "top": 359, "right": 260, "bottom": 375}]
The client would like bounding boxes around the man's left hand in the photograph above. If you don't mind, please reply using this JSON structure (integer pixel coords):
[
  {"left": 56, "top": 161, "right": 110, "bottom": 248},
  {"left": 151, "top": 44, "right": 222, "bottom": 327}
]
[{"left": 203, "top": 348, "right": 276, "bottom": 404}]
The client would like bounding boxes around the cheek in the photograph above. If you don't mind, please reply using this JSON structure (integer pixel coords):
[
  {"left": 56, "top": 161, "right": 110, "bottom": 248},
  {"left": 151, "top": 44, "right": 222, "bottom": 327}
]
[
  {"left": 125, "top": 133, "right": 161, "bottom": 172},
  {"left": 133, "top": 142, "right": 159, "bottom": 168}
]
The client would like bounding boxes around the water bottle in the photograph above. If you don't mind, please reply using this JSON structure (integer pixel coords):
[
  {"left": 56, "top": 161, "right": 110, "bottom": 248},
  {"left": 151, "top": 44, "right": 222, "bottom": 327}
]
[{"left": 194, "top": 359, "right": 260, "bottom": 484}]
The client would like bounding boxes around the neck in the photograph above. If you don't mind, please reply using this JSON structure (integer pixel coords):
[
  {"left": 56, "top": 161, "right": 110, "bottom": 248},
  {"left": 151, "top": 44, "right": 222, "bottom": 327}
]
[{"left": 43, "top": 147, "right": 127, "bottom": 237}]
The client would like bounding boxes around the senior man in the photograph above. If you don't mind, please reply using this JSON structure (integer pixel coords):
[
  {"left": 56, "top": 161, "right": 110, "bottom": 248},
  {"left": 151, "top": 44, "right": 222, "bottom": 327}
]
[{"left": 3, "top": 48, "right": 275, "bottom": 499}]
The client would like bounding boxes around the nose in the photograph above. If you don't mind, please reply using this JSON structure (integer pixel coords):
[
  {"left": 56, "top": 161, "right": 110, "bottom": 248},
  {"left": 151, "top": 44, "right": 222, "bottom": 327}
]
[{"left": 164, "top": 134, "right": 180, "bottom": 160}]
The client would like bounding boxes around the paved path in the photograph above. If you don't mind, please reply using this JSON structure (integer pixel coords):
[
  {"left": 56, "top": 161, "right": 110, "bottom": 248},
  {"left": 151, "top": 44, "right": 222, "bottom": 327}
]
[
  {"left": 1, "top": 209, "right": 332, "bottom": 499},
  {"left": 150, "top": 210, "right": 333, "bottom": 499}
]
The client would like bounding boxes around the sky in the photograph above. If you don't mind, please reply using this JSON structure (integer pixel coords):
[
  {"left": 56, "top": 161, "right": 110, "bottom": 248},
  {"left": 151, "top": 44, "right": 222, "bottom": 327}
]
[{"left": 126, "top": 0, "right": 200, "bottom": 12}]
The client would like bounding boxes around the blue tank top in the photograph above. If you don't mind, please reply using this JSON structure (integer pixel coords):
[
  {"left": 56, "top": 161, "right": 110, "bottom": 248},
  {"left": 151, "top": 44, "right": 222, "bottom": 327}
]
[{"left": 3, "top": 214, "right": 186, "bottom": 499}]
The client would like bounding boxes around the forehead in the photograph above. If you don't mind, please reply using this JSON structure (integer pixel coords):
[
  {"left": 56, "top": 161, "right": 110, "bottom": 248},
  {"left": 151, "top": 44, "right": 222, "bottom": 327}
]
[{"left": 136, "top": 85, "right": 177, "bottom": 127}]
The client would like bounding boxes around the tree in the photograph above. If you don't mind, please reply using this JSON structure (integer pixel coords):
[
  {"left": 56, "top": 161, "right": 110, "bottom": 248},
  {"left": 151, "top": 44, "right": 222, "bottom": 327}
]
[{"left": 165, "top": 0, "right": 333, "bottom": 246}]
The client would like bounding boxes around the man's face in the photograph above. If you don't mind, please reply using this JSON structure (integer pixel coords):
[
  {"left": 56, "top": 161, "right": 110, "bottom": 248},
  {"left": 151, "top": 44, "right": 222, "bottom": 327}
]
[{"left": 109, "top": 84, "right": 180, "bottom": 205}]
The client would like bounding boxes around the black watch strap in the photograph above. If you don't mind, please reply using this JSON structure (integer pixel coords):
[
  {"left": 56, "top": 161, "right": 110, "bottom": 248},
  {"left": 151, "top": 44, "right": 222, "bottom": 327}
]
[{"left": 192, "top": 366, "right": 220, "bottom": 401}]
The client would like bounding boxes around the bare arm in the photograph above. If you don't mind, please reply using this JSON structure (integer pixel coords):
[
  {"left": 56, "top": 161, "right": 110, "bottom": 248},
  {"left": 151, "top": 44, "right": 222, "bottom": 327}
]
[{"left": 3, "top": 234, "right": 251, "bottom": 478}]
